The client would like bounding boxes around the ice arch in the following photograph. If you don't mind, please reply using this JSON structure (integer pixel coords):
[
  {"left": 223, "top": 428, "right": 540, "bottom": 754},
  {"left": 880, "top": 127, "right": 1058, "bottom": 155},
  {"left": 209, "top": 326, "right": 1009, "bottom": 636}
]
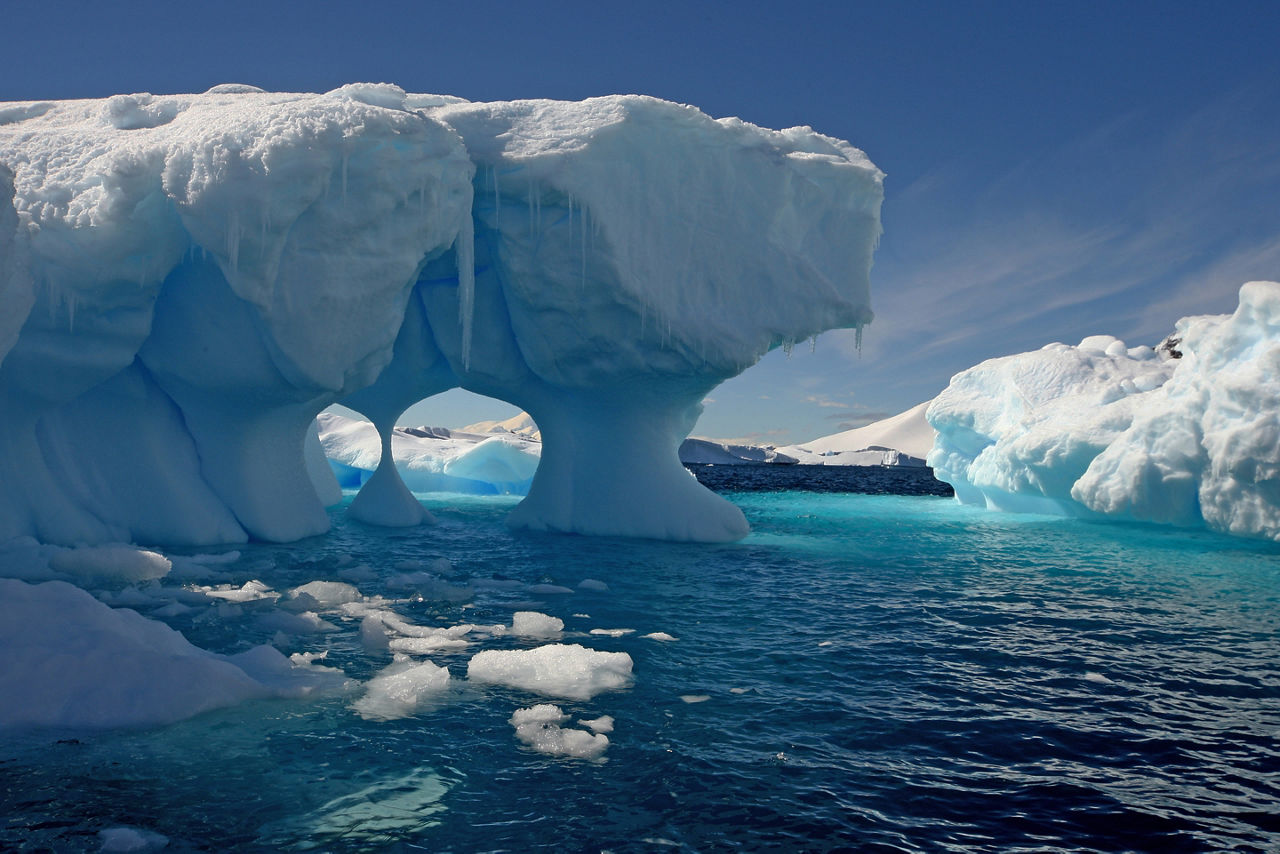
[{"left": 0, "top": 85, "right": 882, "bottom": 546}]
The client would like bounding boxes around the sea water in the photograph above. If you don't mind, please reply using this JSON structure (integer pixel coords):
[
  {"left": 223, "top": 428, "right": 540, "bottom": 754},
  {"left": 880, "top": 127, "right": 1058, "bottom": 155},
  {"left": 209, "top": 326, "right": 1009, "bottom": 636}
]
[{"left": 2, "top": 466, "right": 1277, "bottom": 852}]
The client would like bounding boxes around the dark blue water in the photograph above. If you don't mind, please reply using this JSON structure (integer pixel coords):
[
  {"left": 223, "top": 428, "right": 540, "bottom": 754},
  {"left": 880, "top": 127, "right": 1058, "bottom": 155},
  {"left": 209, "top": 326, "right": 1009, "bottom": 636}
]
[
  {"left": 686, "top": 462, "right": 955, "bottom": 496},
  {"left": 2, "top": 467, "right": 1278, "bottom": 852}
]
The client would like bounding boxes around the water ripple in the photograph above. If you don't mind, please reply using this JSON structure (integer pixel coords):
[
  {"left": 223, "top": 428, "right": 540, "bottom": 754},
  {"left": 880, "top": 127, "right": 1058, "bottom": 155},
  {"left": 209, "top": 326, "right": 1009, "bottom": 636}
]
[{"left": 2, "top": 472, "right": 1278, "bottom": 851}]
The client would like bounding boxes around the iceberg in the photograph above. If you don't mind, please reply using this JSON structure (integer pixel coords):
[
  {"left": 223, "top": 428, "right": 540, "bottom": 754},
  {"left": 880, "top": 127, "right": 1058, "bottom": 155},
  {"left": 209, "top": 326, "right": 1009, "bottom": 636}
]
[
  {"left": 509, "top": 704, "right": 610, "bottom": 759},
  {"left": 317, "top": 411, "right": 541, "bottom": 496},
  {"left": 928, "top": 281, "right": 1280, "bottom": 541},
  {"left": 0, "top": 85, "right": 883, "bottom": 545}
]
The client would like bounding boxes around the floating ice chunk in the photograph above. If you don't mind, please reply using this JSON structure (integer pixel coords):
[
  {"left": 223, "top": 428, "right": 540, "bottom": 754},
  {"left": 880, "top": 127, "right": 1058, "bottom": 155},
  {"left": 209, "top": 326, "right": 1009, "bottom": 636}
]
[
  {"left": 509, "top": 704, "right": 609, "bottom": 759},
  {"left": 581, "top": 715, "right": 614, "bottom": 733},
  {"left": 353, "top": 656, "right": 451, "bottom": 720},
  {"left": 285, "top": 580, "right": 362, "bottom": 611},
  {"left": 202, "top": 580, "right": 279, "bottom": 607},
  {"left": 0, "top": 579, "right": 276, "bottom": 729},
  {"left": 49, "top": 544, "right": 172, "bottom": 583},
  {"left": 511, "top": 611, "right": 564, "bottom": 638},
  {"left": 467, "top": 643, "right": 633, "bottom": 700},
  {"left": 98, "top": 826, "right": 169, "bottom": 852},
  {"left": 337, "top": 596, "right": 399, "bottom": 619},
  {"left": 377, "top": 611, "right": 470, "bottom": 639},
  {"left": 680, "top": 694, "right": 711, "bottom": 704},
  {"left": 388, "top": 634, "right": 471, "bottom": 654},
  {"left": 642, "top": 632, "right": 678, "bottom": 642},
  {"left": 589, "top": 628, "right": 634, "bottom": 638}
]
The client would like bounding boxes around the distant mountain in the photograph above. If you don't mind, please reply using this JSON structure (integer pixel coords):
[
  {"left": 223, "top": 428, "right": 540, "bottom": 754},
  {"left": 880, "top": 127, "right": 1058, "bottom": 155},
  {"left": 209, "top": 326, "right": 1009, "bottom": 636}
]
[
  {"left": 776, "top": 401, "right": 936, "bottom": 467},
  {"left": 461, "top": 411, "right": 541, "bottom": 441}
]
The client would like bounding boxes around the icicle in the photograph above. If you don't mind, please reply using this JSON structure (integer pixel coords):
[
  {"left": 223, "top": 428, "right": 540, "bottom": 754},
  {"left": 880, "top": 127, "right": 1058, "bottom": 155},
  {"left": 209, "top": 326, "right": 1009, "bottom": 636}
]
[
  {"left": 226, "top": 210, "right": 240, "bottom": 278},
  {"left": 782, "top": 340, "right": 794, "bottom": 358},
  {"left": 456, "top": 215, "right": 476, "bottom": 370},
  {"left": 810, "top": 334, "right": 818, "bottom": 353},
  {"left": 856, "top": 324, "right": 864, "bottom": 354},
  {"left": 492, "top": 166, "right": 500, "bottom": 220}
]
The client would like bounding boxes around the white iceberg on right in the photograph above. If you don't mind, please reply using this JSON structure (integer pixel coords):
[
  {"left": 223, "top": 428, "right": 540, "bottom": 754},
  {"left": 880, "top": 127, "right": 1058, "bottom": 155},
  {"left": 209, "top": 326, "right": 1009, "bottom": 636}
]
[{"left": 928, "top": 281, "right": 1280, "bottom": 541}]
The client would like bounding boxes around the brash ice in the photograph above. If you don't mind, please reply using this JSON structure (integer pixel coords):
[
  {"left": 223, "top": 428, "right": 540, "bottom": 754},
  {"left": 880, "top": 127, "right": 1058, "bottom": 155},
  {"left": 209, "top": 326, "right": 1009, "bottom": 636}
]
[{"left": 0, "top": 83, "right": 883, "bottom": 545}]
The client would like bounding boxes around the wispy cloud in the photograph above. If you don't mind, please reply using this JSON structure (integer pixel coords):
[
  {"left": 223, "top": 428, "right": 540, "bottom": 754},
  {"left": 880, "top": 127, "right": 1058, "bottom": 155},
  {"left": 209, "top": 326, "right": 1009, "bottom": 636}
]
[
  {"left": 803, "top": 394, "right": 849, "bottom": 409},
  {"left": 828, "top": 83, "right": 1280, "bottom": 395}
]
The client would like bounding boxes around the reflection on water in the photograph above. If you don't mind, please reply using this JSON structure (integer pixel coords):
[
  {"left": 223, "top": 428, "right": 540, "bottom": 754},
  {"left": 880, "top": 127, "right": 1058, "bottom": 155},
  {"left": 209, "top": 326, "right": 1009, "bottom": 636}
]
[{"left": 257, "top": 766, "right": 449, "bottom": 851}]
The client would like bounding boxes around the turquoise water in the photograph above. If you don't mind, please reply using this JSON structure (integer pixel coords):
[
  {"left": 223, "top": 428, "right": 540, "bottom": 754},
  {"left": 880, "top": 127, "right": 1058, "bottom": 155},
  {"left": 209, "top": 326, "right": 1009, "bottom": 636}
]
[{"left": 3, "top": 472, "right": 1279, "bottom": 851}]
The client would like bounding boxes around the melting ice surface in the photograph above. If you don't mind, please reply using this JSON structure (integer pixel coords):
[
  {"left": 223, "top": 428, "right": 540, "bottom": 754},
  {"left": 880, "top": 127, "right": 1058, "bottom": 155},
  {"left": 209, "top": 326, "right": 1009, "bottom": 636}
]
[{"left": 2, "top": 471, "right": 1277, "bottom": 851}]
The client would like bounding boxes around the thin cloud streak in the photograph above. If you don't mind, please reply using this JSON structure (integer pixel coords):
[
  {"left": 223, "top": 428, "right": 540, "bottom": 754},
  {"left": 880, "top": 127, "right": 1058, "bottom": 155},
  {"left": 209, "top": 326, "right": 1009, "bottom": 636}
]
[{"left": 832, "top": 85, "right": 1280, "bottom": 398}]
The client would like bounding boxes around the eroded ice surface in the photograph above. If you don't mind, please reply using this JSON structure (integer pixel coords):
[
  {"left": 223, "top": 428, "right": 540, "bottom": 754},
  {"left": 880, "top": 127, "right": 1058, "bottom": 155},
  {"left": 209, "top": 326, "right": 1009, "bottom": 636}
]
[
  {"left": 0, "top": 85, "right": 883, "bottom": 546},
  {"left": 929, "top": 281, "right": 1280, "bottom": 541}
]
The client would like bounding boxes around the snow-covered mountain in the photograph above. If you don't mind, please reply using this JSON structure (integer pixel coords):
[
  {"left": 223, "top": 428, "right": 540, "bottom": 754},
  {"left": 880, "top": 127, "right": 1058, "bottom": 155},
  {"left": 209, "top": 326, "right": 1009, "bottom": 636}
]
[{"left": 777, "top": 401, "right": 936, "bottom": 466}]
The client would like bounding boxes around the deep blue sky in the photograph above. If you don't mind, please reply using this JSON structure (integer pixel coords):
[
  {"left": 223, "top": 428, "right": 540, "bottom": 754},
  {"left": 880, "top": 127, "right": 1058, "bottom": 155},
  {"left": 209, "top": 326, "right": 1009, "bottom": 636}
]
[{"left": 4, "top": 1, "right": 1279, "bottom": 442}]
